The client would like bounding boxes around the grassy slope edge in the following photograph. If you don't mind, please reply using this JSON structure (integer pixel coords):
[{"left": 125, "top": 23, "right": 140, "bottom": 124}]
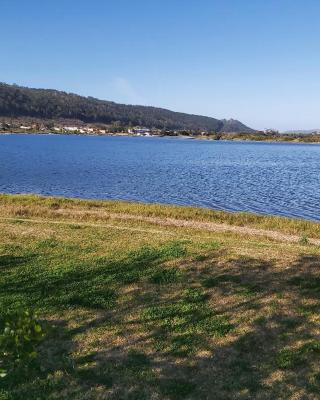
[{"left": 0, "top": 193, "right": 319, "bottom": 239}]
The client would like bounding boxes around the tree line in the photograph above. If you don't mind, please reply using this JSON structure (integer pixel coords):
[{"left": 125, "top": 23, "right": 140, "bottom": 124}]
[{"left": 0, "top": 83, "right": 253, "bottom": 132}]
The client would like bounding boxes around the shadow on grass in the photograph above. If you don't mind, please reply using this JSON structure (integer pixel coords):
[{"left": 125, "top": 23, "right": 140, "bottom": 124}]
[
  {"left": 0, "top": 254, "right": 35, "bottom": 269},
  {"left": 2, "top": 245, "right": 320, "bottom": 399}
]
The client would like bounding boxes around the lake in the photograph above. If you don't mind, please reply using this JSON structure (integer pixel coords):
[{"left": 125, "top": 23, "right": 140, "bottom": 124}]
[{"left": 1, "top": 134, "right": 320, "bottom": 221}]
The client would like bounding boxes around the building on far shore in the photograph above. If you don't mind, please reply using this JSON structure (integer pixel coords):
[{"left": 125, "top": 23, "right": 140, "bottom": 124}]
[
  {"left": 128, "top": 127, "right": 151, "bottom": 136},
  {"left": 63, "top": 126, "right": 78, "bottom": 132}
]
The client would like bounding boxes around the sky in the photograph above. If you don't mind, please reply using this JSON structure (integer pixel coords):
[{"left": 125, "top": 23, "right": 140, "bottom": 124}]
[{"left": 1, "top": 0, "right": 320, "bottom": 131}]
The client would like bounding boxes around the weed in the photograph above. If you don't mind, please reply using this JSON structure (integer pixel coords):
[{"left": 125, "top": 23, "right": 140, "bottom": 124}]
[
  {"left": 182, "top": 288, "right": 207, "bottom": 303},
  {"left": 36, "top": 238, "right": 59, "bottom": 249},
  {"left": 277, "top": 348, "right": 303, "bottom": 369},
  {"left": 149, "top": 268, "right": 181, "bottom": 284},
  {"left": 160, "top": 241, "right": 188, "bottom": 258},
  {"left": 277, "top": 342, "right": 320, "bottom": 369},
  {"left": 299, "top": 235, "right": 309, "bottom": 245},
  {"left": 197, "top": 241, "right": 220, "bottom": 251},
  {"left": 69, "top": 224, "right": 82, "bottom": 230}
]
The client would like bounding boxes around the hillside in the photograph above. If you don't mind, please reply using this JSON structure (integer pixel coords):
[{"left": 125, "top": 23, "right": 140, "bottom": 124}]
[{"left": 0, "top": 82, "right": 254, "bottom": 132}]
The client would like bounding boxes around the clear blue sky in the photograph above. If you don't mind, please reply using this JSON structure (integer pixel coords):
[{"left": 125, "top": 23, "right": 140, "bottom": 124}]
[{"left": 1, "top": 0, "right": 320, "bottom": 131}]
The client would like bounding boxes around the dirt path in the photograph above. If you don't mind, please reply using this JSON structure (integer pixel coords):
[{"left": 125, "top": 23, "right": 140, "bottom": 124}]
[
  {"left": 100, "top": 211, "right": 320, "bottom": 245},
  {"left": 1, "top": 207, "right": 318, "bottom": 245}
]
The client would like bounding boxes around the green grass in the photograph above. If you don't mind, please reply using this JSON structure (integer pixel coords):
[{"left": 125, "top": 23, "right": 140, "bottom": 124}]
[
  {"left": 1, "top": 194, "right": 320, "bottom": 399},
  {"left": 277, "top": 342, "right": 320, "bottom": 369},
  {"left": 149, "top": 268, "right": 182, "bottom": 284}
]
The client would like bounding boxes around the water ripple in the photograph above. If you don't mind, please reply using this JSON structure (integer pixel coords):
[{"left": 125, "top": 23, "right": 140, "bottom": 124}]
[{"left": 1, "top": 135, "right": 320, "bottom": 221}]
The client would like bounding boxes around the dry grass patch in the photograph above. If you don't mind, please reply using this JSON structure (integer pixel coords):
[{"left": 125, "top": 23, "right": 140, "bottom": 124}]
[{"left": 1, "top": 193, "right": 320, "bottom": 239}]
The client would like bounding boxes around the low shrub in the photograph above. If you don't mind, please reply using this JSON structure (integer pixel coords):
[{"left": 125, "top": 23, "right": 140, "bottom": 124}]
[{"left": 0, "top": 309, "right": 46, "bottom": 378}]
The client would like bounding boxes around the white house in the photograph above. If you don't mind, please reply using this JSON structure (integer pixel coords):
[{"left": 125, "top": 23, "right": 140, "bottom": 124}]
[
  {"left": 130, "top": 127, "right": 151, "bottom": 135},
  {"left": 63, "top": 126, "right": 78, "bottom": 132}
]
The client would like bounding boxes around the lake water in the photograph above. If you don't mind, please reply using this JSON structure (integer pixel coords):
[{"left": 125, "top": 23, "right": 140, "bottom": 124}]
[{"left": 1, "top": 134, "right": 320, "bottom": 221}]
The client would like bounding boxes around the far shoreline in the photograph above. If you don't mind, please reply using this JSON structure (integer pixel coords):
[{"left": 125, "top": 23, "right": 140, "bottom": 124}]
[{"left": 1, "top": 130, "right": 320, "bottom": 145}]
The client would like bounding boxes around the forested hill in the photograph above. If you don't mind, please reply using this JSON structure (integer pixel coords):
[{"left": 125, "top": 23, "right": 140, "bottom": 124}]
[{"left": 0, "top": 83, "right": 254, "bottom": 132}]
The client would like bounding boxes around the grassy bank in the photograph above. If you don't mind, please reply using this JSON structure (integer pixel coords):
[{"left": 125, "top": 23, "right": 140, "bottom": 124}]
[
  {"left": 1, "top": 195, "right": 320, "bottom": 399},
  {"left": 1, "top": 193, "right": 320, "bottom": 239},
  {"left": 207, "top": 132, "right": 320, "bottom": 143}
]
